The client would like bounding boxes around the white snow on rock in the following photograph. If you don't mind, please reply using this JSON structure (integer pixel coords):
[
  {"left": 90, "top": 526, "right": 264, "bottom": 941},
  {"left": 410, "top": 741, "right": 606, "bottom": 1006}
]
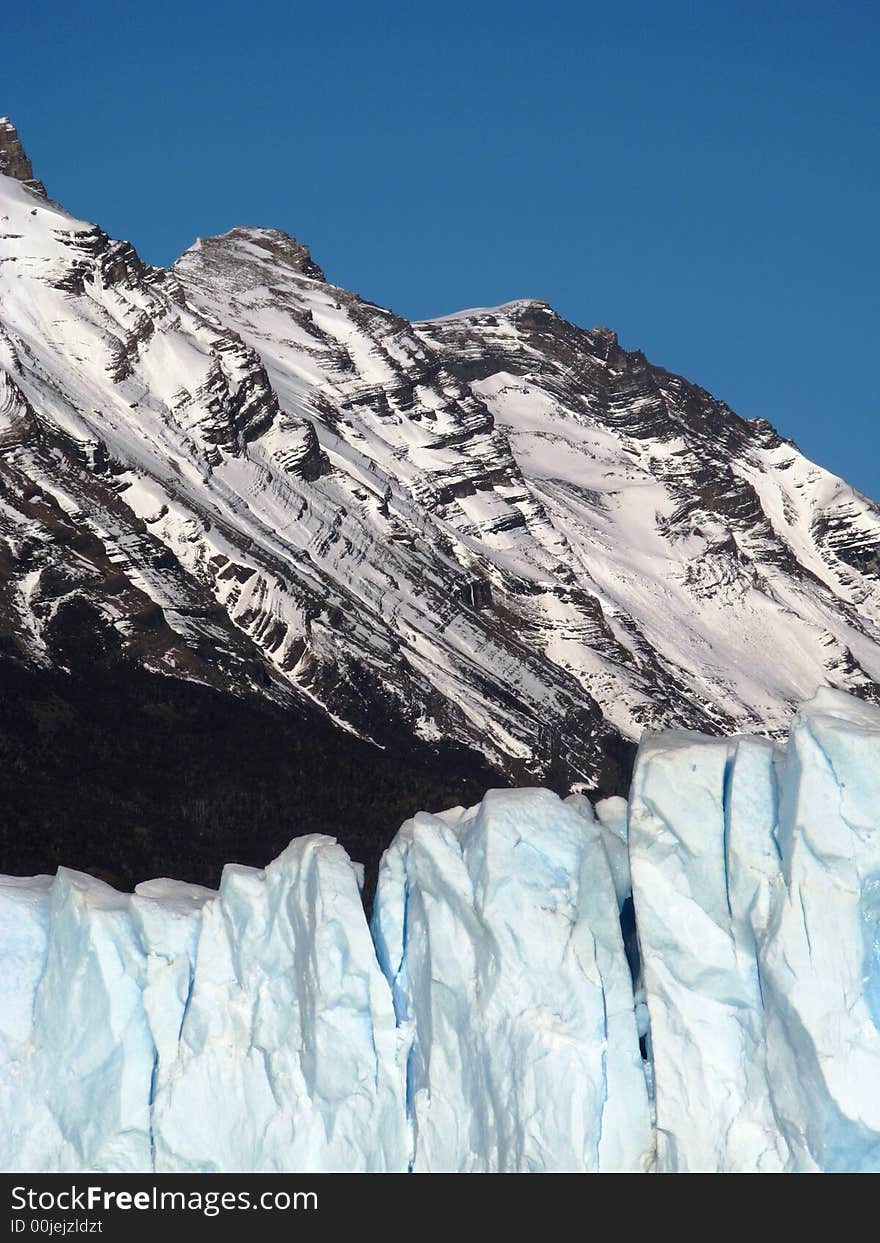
[
  {"left": 4, "top": 690, "right": 880, "bottom": 1171},
  {"left": 371, "top": 788, "right": 654, "bottom": 1172},
  {"left": 5, "top": 155, "right": 880, "bottom": 799}
]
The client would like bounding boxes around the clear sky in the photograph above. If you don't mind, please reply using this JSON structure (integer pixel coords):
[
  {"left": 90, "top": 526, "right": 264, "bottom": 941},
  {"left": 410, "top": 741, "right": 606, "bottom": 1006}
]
[{"left": 6, "top": 1, "right": 879, "bottom": 498}]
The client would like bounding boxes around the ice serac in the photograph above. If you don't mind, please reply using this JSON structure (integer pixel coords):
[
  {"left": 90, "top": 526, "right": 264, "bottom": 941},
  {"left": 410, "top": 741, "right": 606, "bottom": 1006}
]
[
  {"left": 0, "top": 876, "right": 53, "bottom": 1168},
  {"left": 759, "top": 689, "right": 880, "bottom": 1171},
  {"left": 0, "top": 869, "right": 155, "bottom": 1172},
  {"left": 148, "top": 837, "right": 408, "bottom": 1172},
  {"left": 0, "top": 837, "right": 408, "bottom": 1173},
  {"left": 627, "top": 731, "right": 788, "bottom": 1171},
  {"left": 627, "top": 689, "right": 880, "bottom": 1172},
  {"left": 371, "top": 788, "right": 653, "bottom": 1172}
]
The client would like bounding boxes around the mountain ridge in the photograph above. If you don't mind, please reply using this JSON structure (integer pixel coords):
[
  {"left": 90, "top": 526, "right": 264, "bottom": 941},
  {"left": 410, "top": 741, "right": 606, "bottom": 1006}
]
[{"left": 1, "top": 119, "right": 879, "bottom": 885}]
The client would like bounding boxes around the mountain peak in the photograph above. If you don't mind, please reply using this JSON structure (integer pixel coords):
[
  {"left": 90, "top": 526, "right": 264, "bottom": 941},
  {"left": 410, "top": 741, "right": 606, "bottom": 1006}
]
[
  {"left": 185, "top": 226, "right": 326, "bottom": 282},
  {"left": 0, "top": 118, "right": 46, "bottom": 197}
]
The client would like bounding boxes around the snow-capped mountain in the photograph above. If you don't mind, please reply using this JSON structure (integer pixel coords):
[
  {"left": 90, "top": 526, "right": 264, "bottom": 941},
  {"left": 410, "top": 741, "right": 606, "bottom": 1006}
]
[{"left": 2, "top": 117, "right": 879, "bottom": 883}]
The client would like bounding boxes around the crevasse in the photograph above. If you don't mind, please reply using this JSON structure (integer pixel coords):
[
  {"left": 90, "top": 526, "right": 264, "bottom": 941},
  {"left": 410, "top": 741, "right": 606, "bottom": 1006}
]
[{"left": 2, "top": 687, "right": 880, "bottom": 1172}]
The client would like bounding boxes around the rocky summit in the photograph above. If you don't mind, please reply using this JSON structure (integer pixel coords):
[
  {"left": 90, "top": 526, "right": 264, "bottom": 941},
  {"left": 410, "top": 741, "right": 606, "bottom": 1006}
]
[
  {"left": 0, "top": 117, "right": 46, "bottom": 197},
  {"left": 1, "top": 119, "right": 879, "bottom": 888}
]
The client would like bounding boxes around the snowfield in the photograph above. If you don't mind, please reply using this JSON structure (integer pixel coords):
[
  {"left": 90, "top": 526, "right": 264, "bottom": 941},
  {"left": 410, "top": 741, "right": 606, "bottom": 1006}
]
[{"left": 2, "top": 688, "right": 880, "bottom": 1173}]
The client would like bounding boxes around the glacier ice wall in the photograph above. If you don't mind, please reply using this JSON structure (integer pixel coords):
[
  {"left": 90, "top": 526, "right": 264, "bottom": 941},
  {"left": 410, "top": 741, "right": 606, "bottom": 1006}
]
[
  {"left": 760, "top": 690, "right": 880, "bottom": 1170},
  {"left": 370, "top": 789, "right": 652, "bottom": 1171},
  {"left": 0, "top": 839, "right": 408, "bottom": 1173},
  {"left": 146, "top": 837, "right": 409, "bottom": 1172},
  {"left": 628, "top": 731, "right": 789, "bottom": 1171},
  {"left": 2, "top": 688, "right": 880, "bottom": 1172},
  {"left": 628, "top": 687, "right": 880, "bottom": 1172}
]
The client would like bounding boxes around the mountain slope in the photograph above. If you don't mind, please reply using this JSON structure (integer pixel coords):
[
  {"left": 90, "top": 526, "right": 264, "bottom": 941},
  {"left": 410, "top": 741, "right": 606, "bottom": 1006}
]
[
  {"left": 174, "top": 225, "right": 880, "bottom": 743},
  {"left": 1, "top": 118, "right": 879, "bottom": 883}
]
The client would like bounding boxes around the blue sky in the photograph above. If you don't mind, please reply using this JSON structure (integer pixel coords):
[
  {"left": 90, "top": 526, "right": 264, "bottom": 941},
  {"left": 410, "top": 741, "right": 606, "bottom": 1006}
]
[{"left": 6, "top": 0, "right": 879, "bottom": 497}]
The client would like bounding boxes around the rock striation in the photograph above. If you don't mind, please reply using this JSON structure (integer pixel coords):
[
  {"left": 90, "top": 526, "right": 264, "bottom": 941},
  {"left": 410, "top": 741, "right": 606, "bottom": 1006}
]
[{"left": 1, "top": 118, "right": 880, "bottom": 888}]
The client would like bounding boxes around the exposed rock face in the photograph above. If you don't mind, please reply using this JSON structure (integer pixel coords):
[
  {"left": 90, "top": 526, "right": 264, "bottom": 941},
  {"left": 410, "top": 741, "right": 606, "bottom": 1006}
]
[
  {"left": 203, "top": 227, "right": 327, "bottom": 280},
  {"left": 0, "top": 118, "right": 46, "bottom": 196},
  {"left": 1, "top": 118, "right": 880, "bottom": 886}
]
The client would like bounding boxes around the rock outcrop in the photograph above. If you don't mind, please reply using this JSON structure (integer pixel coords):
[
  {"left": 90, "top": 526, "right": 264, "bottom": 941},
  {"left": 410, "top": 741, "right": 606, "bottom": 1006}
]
[{"left": 0, "top": 118, "right": 46, "bottom": 196}]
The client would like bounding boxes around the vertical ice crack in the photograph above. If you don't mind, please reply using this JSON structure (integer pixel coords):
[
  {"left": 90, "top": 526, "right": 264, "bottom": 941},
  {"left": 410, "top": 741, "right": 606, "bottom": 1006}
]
[{"left": 147, "top": 1048, "right": 159, "bottom": 1171}]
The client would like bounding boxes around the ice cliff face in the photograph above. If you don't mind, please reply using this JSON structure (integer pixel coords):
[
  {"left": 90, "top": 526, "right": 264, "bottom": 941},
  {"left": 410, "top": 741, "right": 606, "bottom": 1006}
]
[
  {"left": 371, "top": 789, "right": 653, "bottom": 1171},
  {"left": 3, "top": 688, "right": 880, "bottom": 1173},
  {"left": 0, "top": 839, "right": 407, "bottom": 1172},
  {"left": 628, "top": 686, "right": 880, "bottom": 1171}
]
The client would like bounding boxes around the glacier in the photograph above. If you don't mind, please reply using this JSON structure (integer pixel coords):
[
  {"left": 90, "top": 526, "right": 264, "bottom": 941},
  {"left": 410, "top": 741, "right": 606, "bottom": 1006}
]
[
  {"left": 0, "top": 839, "right": 408, "bottom": 1173},
  {"left": 2, "top": 687, "right": 880, "bottom": 1172},
  {"left": 370, "top": 789, "right": 653, "bottom": 1171}
]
